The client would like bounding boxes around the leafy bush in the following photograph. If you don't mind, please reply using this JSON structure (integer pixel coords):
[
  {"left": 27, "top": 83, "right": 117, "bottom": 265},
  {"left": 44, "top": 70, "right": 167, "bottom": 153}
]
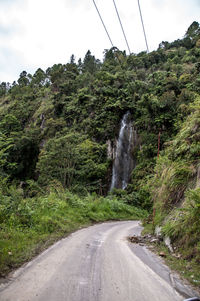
[
  {"left": 0, "top": 187, "right": 146, "bottom": 276},
  {"left": 162, "top": 188, "right": 200, "bottom": 262}
]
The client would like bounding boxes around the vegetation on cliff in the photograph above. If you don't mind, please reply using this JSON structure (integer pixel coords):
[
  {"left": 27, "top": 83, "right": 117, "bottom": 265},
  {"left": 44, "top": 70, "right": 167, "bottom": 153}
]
[
  {"left": 145, "top": 96, "right": 200, "bottom": 285},
  {"left": 0, "top": 21, "right": 199, "bottom": 278}
]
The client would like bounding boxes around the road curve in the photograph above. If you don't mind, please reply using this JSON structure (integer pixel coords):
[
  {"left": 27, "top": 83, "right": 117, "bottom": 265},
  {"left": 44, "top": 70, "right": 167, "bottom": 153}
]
[{"left": 0, "top": 221, "right": 197, "bottom": 301}]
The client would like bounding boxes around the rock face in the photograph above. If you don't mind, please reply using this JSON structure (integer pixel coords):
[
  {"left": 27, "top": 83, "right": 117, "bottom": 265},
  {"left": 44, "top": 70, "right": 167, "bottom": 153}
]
[
  {"left": 164, "top": 236, "right": 174, "bottom": 253},
  {"left": 155, "top": 226, "right": 162, "bottom": 239},
  {"left": 110, "top": 112, "right": 138, "bottom": 190},
  {"left": 106, "top": 140, "right": 115, "bottom": 160},
  {"left": 196, "top": 165, "right": 200, "bottom": 188},
  {"left": 40, "top": 113, "right": 45, "bottom": 129}
]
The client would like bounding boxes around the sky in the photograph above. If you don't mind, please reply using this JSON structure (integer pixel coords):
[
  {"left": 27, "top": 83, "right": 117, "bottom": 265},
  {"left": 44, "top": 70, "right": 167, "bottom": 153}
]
[{"left": 0, "top": 0, "right": 199, "bottom": 83}]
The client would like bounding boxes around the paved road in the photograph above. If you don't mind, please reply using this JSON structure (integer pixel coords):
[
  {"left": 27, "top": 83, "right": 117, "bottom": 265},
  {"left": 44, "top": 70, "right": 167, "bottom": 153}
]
[{"left": 0, "top": 221, "right": 197, "bottom": 301}]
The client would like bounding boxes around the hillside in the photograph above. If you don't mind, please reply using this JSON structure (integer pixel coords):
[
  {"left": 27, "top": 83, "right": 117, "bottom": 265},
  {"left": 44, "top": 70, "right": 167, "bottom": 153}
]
[{"left": 0, "top": 21, "right": 200, "bottom": 280}]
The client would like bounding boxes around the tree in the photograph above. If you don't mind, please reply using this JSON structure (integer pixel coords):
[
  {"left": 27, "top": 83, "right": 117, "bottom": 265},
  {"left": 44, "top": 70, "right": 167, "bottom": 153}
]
[
  {"left": 158, "top": 41, "right": 170, "bottom": 50},
  {"left": 37, "top": 132, "right": 84, "bottom": 188},
  {"left": 70, "top": 54, "right": 75, "bottom": 64},
  {"left": 82, "top": 50, "right": 100, "bottom": 74},
  {"left": 0, "top": 114, "right": 21, "bottom": 134},
  {"left": 185, "top": 21, "right": 200, "bottom": 39},
  {"left": 183, "top": 21, "right": 200, "bottom": 49},
  {"left": 0, "top": 82, "right": 7, "bottom": 96},
  {"left": 32, "top": 68, "right": 47, "bottom": 87},
  {"left": 17, "top": 71, "right": 31, "bottom": 86},
  {"left": 0, "top": 131, "right": 16, "bottom": 178},
  {"left": 37, "top": 132, "right": 108, "bottom": 190}
]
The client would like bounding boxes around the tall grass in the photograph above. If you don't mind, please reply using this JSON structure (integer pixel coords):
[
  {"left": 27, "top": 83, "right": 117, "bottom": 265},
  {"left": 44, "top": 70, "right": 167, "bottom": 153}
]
[{"left": 0, "top": 188, "right": 146, "bottom": 276}]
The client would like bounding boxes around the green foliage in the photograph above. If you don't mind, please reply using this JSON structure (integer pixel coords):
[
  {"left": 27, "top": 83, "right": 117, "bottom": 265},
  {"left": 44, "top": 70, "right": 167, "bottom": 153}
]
[
  {"left": 161, "top": 188, "right": 200, "bottom": 264},
  {"left": 0, "top": 132, "right": 16, "bottom": 177},
  {"left": 109, "top": 186, "right": 152, "bottom": 210},
  {"left": 148, "top": 96, "right": 200, "bottom": 213},
  {"left": 0, "top": 21, "right": 200, "bottom": 277},
  {"left": 0, "top": 187, "right": 146, "bottom": 275},
  {"left": 37, "top": 132, "right": 108, "bottom": 192},
  {"left": 0, "top": 21, "right": 199, "bottom": 197},
  {"left": 142, "top": 96, "right": 200, "bottom": 271},
  {"left": 0, "top": 22, "right": 199, "bottom": 189},
  {"left": 37, "top": 132, "right": 83, "bottom": 188}
]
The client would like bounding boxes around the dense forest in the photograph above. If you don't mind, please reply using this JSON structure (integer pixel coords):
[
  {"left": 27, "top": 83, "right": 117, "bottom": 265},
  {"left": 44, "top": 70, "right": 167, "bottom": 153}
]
[{"left": 0, "top": 21, "right": 200, "bottom": 282}]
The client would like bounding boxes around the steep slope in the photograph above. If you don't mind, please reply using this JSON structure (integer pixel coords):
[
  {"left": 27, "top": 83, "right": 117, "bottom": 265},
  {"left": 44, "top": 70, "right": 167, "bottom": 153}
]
[
  {"left": 0, "top": 21, "right": 200, "bottom": 279},
  {"left": 0, "top": 22, "right": 199, "bottom": 197},
  {"left": 146, "top": 96, "right": 200, "bottom": 279}
]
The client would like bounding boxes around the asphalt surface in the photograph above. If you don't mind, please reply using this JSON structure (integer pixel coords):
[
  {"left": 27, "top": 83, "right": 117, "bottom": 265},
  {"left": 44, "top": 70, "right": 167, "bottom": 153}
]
[{"left": 0, "top": 221, "right": 198, "bottom": 301}]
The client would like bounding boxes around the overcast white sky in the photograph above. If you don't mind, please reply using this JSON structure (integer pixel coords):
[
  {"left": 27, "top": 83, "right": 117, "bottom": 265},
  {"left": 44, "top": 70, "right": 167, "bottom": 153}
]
[{"left": 0, "top": 0, "right": 199, "bottom": 83}]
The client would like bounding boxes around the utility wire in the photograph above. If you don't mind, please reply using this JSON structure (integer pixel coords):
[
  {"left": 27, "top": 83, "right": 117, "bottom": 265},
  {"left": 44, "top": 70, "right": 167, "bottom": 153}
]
[
  {"left": 113, "top": 0, "right": 131, "bottom": 55},
  {"left": 92, "top": 1, "right": 124, "bottom": 66},
  {"left": 92, "top": 0, "right": 114, "bottom": 48},
  {"left": 137, "top": 0, "right": 149, "bottom": 53}
]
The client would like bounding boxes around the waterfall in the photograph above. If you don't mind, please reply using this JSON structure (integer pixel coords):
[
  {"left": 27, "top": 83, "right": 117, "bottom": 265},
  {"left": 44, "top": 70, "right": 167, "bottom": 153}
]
[{"left": 110, "top": 112, "right": 136, "bottom": 190}]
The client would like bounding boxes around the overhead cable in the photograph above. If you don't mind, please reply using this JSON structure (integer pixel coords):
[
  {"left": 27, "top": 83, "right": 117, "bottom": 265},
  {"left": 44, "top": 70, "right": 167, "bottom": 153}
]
[
  {"left": 137, "top": 0, "right": 149, "bottom": 53},
  {"left": 113, "top": 0, "right": 131, "bottom": 54},
  {"left": 92, "top": 0, "right": 114, "bottom": 48}
]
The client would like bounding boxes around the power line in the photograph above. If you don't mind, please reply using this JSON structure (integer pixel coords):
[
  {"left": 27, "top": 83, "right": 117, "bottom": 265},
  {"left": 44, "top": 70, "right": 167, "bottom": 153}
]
[
  {"left": 92, "top": 0, "right": 114, "bottom": 48},
  {"left": 137, "top": 0, "right": 149, "bottom": 53},
  {"left": 113, "top": 0, "right": 131, "bottom": 55}
]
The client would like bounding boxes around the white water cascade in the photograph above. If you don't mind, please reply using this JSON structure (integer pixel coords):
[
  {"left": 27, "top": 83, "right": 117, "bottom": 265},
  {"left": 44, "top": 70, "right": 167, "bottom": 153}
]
[{"left": 110, "top": 112, "right": 137, "bottom": 190}]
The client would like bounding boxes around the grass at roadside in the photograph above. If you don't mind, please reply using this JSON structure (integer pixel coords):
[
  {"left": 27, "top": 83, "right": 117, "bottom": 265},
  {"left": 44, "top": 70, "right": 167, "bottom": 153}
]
[
  {"left": 0, "top": 189, "right": 146, "bottom": 277},
  {"left": 142, "top": 223, "right": 200, "bottom": 288},
  {"left": 149, "top": 242, "right": 200, "bottom": 288}
]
